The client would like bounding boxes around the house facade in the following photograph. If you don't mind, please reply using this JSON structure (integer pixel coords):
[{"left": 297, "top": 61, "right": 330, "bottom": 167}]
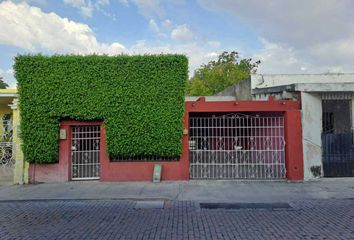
[
  {"left": 219, "top": 73, "right": 354, "bottom": 180},
  {"left": 29, "top": 96, "right": 303, "bottom": 182},
  {"left": 12, "top": 55, "right": 304, "bottom": 184},
  {"left": 0, "top": 92, "right": 304, "bottom": 184}
]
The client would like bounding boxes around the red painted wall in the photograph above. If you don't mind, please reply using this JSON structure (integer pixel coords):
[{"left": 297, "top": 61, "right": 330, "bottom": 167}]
[
  {"left": 284, "top": 110, "right": 304, "bottom": 180},
  {"left": 100, "top": 114, "right": 190, "bottom": 181},
  {"left": 29, "top": 97, "right": 303, "bottom": 182},
  {"left": 29, "top": 124, "right": 71, "bottom": 183}
]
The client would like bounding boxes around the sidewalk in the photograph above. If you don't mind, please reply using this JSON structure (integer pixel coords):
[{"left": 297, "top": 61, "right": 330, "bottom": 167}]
[{"left": 0, "top": 179, "right": 354, "bottom": 203}]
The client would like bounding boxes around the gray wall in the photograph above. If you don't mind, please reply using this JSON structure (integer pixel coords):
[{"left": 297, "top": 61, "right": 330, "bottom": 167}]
[
  {"left": 215, "top": 78, "right": 252, "bottom": 100},
  {"left": 301, "top": 92, "right": 323, "bottom": 180}
]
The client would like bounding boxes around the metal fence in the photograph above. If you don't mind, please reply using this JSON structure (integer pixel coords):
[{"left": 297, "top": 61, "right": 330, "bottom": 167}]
[
  {"left": 322, "top": 99, "right": 354, "bottom": 177},
  {"left": 0, "top": 119, "right": 15, "bottom": 183},
  {"left": 189, "top": 113, "right": 286, "bottom": 179},
  {"left": 0, "top": 142, "right": 15, "bottom": 169},
  {"left": 71, "top": 126, "right": 100, "bottom": 180},
  {"left": 110, "top": 156, "right": 179, "bottom": 162}
]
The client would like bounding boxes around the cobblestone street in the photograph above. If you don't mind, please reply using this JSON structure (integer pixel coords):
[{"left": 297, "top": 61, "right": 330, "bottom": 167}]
[{"left": 1, "top": 199, "right": 354, "bottom": 240}]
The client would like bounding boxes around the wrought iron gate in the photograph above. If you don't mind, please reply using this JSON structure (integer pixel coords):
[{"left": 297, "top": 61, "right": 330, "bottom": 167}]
[
  {"left": 0, "top": 118, "right": 15, "bottom": 183},
  {"left": 189, "top": 113, "right": 286, "bottom": 179},
  {"left": 322, "top": 99, "right": 354, "bottom": 177},
  {"left": 71, "top": 125, "right": 100, "bottom": 180}
]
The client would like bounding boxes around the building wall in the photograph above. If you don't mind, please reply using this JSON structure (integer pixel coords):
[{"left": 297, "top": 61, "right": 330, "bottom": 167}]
[
  {"left": 28, "top": 123, "right": 71, "bottom": 183},
  {"left": 301, "top": 92, "right": 323, "bottom": 180},
  {"left": 12, "top": 99, "right": 29, "bottom": 185},
  {"left": 251, "top": 73, "right": 354, "bottom": 89},
  {"left": 100, "top": 116, "right": 190, "bottom": 181},
  {"left": 216, "top": 78, "right": 252, "bottom": 100},
  {"left": 29, "top": 122, "right": 190, "bottom": 183},
  {"left": 29, "top": 98, "right": 304, "bottom": 182}
]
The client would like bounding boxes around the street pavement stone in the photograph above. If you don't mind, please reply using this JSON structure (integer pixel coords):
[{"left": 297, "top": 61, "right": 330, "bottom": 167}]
[
  {"left": 135, "top": 201, "right": 165, "bottom": 209},
  {"left": 0, "top": 199, "right": 354, "bottom": 239}
]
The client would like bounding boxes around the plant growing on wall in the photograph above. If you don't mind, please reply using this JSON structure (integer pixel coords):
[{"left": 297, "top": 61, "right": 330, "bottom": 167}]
[{"left": 15, "top": 55, "right": 188, "bottom": 163}]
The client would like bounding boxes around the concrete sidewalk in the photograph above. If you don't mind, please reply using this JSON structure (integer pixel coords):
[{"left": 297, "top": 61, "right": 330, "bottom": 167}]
[{"left": 0, "top": 179, "right": 354, "bottom": 203}]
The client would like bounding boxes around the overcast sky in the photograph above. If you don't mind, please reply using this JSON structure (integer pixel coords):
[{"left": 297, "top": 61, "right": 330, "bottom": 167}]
[{"left": 1, "top": 0, "right": 354, "bottom": 87}]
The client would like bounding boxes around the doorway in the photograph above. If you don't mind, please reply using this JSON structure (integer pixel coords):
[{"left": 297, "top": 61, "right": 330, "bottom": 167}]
[
  {"left": 71, "top": 125, "right": 100, "bottom": 180},
  {"left": 322, "top": 100, "right": 354, "bottom": 177}
]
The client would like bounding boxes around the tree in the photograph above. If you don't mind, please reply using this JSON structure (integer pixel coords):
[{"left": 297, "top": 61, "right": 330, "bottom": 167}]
[
  {"left": 0, "top": 76, "right": 8, "bottom": 89},
  {"left": 187, "top": 51, "right": 260, "bottom": 96}
]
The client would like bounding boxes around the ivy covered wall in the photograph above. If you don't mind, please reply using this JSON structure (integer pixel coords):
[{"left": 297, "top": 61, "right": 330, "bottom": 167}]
[{"left": 15, "top": 55, "right": 187, "bottom": 163}]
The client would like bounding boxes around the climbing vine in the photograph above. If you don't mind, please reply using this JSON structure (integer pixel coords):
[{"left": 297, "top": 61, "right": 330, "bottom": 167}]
[{"left": 15, "top": 55, "right": 188, "bottom": 163}]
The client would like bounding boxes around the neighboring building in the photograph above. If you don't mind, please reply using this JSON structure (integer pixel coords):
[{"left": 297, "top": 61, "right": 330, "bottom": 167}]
[
  {"left": 0, "top": 89, "right": 28, "bottom": 185},
  {"left": 218, "top": 73, "right": 354, "bottom": 180}
]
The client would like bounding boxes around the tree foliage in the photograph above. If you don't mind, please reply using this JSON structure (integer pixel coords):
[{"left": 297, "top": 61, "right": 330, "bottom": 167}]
[
  {"left": 15, "top": 54, "right": 187, "bottom": 163},
  {"left": 187, "top": 51, "right": 260, "bottom": 96},
  {"left": 0, "top": 76, "right": 9, "bottom": 89}
]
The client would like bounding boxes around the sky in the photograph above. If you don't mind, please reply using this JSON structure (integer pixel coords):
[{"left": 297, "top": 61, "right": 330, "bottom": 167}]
[{"left": 1, "top": 0, "right": 354, "bottom": 88}]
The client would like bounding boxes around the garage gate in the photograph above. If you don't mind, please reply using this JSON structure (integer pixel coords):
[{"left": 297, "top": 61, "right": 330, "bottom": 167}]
[{"left": 189, "top": 112, "right": 286, "bottom": 179}]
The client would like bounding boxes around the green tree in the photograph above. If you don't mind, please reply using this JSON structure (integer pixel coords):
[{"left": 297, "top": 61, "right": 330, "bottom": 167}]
[
  {"left": 0, "top": 76, "right": 9, "bottom": 89},
  {"left": 187, "top": 51, "right": 260, "bottom": 96}
]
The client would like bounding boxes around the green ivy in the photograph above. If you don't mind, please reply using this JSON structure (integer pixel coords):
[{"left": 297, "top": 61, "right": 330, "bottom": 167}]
[{"left": 15, "top": 55, "right": 188, "bottom": 163}]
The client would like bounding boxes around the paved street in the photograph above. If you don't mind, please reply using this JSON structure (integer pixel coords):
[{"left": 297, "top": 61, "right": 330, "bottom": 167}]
[
  {"left": 2, "top": 179, "right": 354, "bottom": 203},
  {"left": 1, "top": 179, "right": 354, "bottom": 239},
  {"left": 1, "top": 199, "right": 354, "bottom": 240}
]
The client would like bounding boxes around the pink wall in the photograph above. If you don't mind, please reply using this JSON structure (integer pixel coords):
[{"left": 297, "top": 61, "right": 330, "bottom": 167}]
[{"left": 29, "top": 124, "right": 71, "bottom": 183}]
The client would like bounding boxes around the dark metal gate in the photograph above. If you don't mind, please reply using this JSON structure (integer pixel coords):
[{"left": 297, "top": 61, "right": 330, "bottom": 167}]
[
  {"left": 189, "top": 113, "right": 286, "bottom": 179},
  {"left": 322, "top": 99, "right": 354, "bottom": 177},
  {"left": 71, "top": 125, "right": 100, "bottom": 180}
]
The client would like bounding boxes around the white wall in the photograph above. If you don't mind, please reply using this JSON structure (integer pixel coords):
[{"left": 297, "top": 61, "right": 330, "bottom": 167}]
[
  {"left": 252, "top": 74, "right": 354, "bottom": 89},
  {"left": 301, "top": 92, "right": 323, "bottom": 180}
]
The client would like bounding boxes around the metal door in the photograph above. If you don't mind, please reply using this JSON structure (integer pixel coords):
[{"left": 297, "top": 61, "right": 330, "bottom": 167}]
[
  {"left": 189, "top": 113, "right": 286, "bottom": 179},
  {"left": 71, "top": 125, "right": 100, "bottom": 180},
  {"left": 322, "top": 100, "right": 354, "bottom": 177}
]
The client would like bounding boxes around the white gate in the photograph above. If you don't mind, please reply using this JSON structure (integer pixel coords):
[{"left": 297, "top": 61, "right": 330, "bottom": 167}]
[
  {"left": 189, "top": 113, "right": 286, "bottom": 179},
  {"left": 0, "top": 118, "right": 15, "bottom": 184},
  {"left": 71, "top": 125, "right": 100, "bottom": 180}
]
